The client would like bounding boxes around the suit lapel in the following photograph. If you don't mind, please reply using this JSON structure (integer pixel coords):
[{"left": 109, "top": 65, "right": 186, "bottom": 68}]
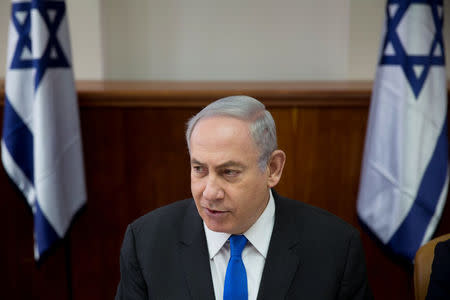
[
  {"left": 178, "top": 200, "right": 215, "bottom": 300},
  {"left": 257, "top": 193, "right": 302, "bottom": 300}
]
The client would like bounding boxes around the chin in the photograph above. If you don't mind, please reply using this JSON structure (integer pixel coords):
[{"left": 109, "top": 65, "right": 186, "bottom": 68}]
[
  {"left": 204, "top": 222, "right": 229, "bottom": 233},
  {"left": 205, "top": 222, "right": 245, "bottom": 234}
]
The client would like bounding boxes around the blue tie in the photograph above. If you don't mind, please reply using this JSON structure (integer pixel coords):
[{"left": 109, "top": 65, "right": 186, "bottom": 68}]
[{"left": 224, "top": 235, "right": 248, "bottom": 300}]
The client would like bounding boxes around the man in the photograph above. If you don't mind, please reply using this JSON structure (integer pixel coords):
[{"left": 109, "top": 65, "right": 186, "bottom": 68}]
[
  {"left": 115, "top": 95, "right": 373, "bottom": 299},
  {"left": 426, "top": 238, "right": 450, "bottom": 299}
]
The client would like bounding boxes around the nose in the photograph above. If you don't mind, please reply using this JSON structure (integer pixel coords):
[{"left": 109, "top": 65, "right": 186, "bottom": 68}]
[{"left": 202, "top": 175, "right": 224, "bottom": 201}]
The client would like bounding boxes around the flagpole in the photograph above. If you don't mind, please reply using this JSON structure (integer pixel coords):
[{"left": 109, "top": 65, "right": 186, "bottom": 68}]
[{"left": 64, "top": 236, "right": 73, "bottom": 300}]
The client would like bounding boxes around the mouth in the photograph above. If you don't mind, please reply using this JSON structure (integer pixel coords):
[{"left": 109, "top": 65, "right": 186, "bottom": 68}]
[{"left": 205, "top": 207, "right": 228, "bottom": 215}]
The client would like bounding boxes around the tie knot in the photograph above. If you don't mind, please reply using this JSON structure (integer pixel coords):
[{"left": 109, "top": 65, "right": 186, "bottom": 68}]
[{"left": 229, "top": 235, "right": 247, "bottom": 257}]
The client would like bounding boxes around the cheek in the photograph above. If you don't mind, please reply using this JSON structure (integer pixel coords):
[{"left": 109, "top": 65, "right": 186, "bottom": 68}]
[
  {"left": 244, "top": 171, "right": 268, "bottom": 189},
  {"left": 239, "top": 176, "right": 268, "bottom": 205},
  {"left": 190, "top": 177, "right": 204, "bottom": 195}
]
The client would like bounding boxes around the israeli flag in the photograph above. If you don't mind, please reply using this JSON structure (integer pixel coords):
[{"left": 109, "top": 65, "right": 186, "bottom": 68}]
[
  {"left": 358, "top": 0, "right": 448, "bottom": 261},
  {"left": 1, "top": 0, "right": 86, "bottom": 261}
]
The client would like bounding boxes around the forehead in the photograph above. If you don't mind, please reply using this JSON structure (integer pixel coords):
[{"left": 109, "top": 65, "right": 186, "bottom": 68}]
[{"left": 189, "top": 116, "right": 259, "bottom": 163}]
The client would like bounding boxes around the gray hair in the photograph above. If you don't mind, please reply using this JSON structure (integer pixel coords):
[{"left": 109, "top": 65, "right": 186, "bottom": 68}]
[{"left": 186, "top": 95, "right": 277, "bottom": 170}]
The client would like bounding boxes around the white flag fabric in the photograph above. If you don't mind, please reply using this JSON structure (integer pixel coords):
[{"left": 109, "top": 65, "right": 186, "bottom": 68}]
[
  {"left": 358, "top": 0, "right": 448, "bottom": 261},
  {"left": 1, "top": 0, "right": 86, "bottom": 261}
]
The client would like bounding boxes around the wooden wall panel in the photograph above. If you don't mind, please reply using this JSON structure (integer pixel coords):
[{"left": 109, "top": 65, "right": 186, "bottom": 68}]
[
  {"left": 70, "top": 107, "right": 127, "bottom": 299},
  {"left": 270, "top": 108, "right": 297, "bottom": 197},
  {"left": 1, "top": 81, "right": 449, "bottom": 300}
]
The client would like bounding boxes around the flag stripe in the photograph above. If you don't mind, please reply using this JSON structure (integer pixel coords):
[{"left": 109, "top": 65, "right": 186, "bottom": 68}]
[
  {"left": 2, "top": 95, "right": 34, "bottom": 184},
  {"left": 34, "top": 200, "right": 60, "bottom": 258},
  {"left": 388, "top": 116, "right": 449, "bottom": 260}
]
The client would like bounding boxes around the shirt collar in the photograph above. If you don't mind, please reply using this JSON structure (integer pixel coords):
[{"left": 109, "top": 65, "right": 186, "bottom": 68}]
[{"left": 204, "top": 189, "right": 276, "bottom": 259}]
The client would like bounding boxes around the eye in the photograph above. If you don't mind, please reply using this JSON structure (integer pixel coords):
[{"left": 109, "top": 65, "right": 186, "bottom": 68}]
[
  {"left": 223, "top": 169, "right": 240, "bottom": 177},
  {"left": 192, "top": 165, "right": 207, "bottom": 175}
]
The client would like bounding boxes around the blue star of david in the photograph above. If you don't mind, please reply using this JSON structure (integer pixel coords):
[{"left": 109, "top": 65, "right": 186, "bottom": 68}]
[
  {"left": 10, "top": 0, "right": 70, "bottom": 90},
  {"left": 380, "top": 0, "right": 445, "bottom": 99}
]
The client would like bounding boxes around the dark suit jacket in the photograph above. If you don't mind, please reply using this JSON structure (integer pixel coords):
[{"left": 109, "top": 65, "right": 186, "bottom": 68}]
[
  {"left": 115, "top": 192, "right": 373, "bottom": 299},
  {"left": 426, "top": 238, "right": 450, "bottom": 300}
]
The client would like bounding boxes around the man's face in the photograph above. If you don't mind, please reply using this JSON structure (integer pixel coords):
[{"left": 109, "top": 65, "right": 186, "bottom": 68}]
[{"left": 189, "top": 116, "right": 270, "bottom": 234}]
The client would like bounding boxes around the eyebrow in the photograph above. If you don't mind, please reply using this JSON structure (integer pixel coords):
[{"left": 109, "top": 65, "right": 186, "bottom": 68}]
[
  {"left": 190, "top": 159, "right": 246, "bottom": 169},
  {"left": 190, "top": 158, "right": 203, "bottom": 165}
]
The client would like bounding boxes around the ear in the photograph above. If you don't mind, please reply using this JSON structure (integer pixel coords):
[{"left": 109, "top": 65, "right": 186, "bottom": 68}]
[{"left": 267, "top": 150, "right": 286, "bottom": 188}]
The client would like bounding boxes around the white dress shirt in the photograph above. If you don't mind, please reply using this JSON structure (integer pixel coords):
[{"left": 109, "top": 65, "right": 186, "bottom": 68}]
[{"left": 204, "top": 189, "right": 275, "bottom": 300}]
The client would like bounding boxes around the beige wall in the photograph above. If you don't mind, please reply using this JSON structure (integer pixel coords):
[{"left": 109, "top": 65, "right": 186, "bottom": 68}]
[
  {"left": 101, "top": 0, "right": 350, "bottom": 80},
  {"left": 67, "top": 0, "right": 104, "bottom": 79},
  {"left": 349, "top": 1, "right": 384, "bottom": 80},
  {"left": 0, "top": 1, "right": 449, "bottom": 80},
  {"left": 0, "top": 2, "right": 10, "bottom": 78}
]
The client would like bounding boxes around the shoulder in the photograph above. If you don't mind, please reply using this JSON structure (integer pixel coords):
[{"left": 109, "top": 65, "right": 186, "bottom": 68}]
[
  {"left": 117, "top": 198, "right": 201, "bottom": 298},
  {"left": 427, "top": 239, "right": 450, "bottom": 299},
  {"left": 274, "top": 193, "right": 360, "bottom": 247},
  {"left": 271, "top": 193, "right": 373, "bottom": 298},
  {"left": 276, "top": 193, "right": 357, "bottom": 233},
  {"left": 433, "top": 238, "right": 450, "bottom": 265},
  {"left": 128, "top": 198, "right": 197, "bottom": 241},
  {"left": 435, "top": 238, "right": 450, "bottom": 253}
]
